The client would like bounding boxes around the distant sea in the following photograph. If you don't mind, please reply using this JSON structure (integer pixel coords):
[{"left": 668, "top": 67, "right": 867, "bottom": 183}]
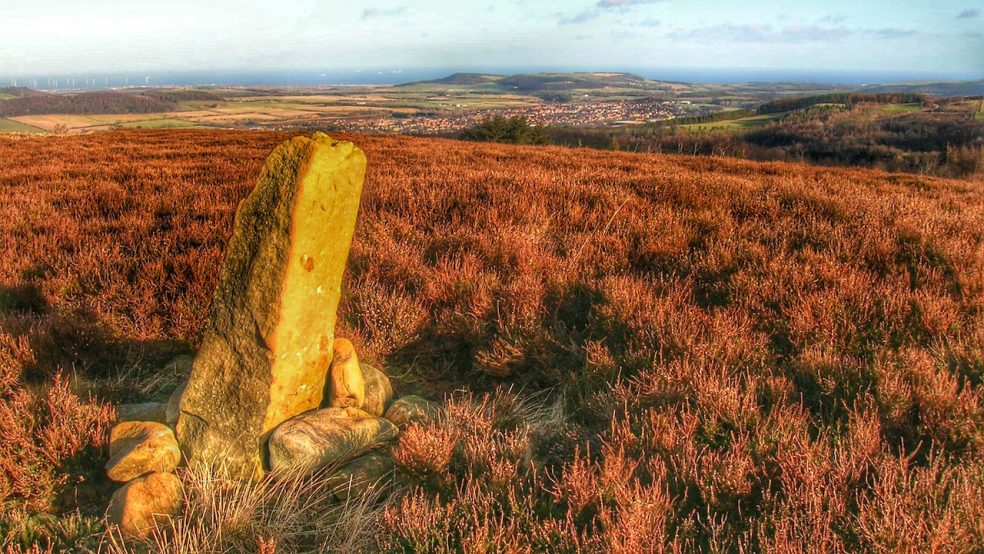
[{"left": 2, "top": 67, "right": 980, "bottom": 90}]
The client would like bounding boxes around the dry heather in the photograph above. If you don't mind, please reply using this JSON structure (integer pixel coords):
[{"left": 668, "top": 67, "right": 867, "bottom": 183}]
[{"left": 1, "top": 129, "right": 983, "bottom": 552}]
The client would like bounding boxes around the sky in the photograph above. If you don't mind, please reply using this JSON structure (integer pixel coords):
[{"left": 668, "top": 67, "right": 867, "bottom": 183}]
[{"left": 0, "top": 0, "right": 981, "bottom": 81}]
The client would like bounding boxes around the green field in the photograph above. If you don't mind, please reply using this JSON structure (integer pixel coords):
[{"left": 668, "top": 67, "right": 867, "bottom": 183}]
[
  {"left": 875, "top": 102, "right": 922, "bottom": 114},
  {"left": 0, "top": 93, "right": 16, "bottom": 101},
  {"left": 977, "top": 102, "right": 984, "bottom": 121},
  {"left": 119, "top": 119, "right": 204, "bottom": 129},
  {"left": 0, "top": 118, "right": 45, "bottom": 133},
  {"left": 682, "top": 112, "right": 785, "bottom": 132}
]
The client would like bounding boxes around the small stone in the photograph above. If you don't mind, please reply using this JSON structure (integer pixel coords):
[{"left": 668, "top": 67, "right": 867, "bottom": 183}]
[
  {"left": 166, "top": 381, "right": 186, "bottom": 426},
  {"left": 328, "top": 453, "right": 393, "bottom": 500},
  {"left": 268, "top": 408, "right": 398, "bottom": 477},
  {"left": 116, "top": 403, "right": 167, "bottom": 424},
  {"left": 384, "top": 395, "right": 439, "bottom": 428},
  {"left": 107, "top": 472, "right": 183, "bottom": 539},
  {"left": 328, "top": 338, "right": 365, "bottom": 409},
  {"left": 106, "top": 421, "right": 181, "bottom": 482},
  {"left": 361, "top": 364, "right": 394, "bottom": 417}
]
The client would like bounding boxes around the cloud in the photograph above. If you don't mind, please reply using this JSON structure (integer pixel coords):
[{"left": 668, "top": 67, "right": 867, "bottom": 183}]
[
  {"left": 669, "top": 23, "right": 918, "bottom": 43},
  {"left": 819, "top": 14, "right": 847, "bottom": 24},
  {"left": 957, "top": 8, "right": 980, "bottom": 19},
  {"left": 361, "top": 6, "right": 407, "bottom": 20},
  {"left": 558, "top": 10, "right": 599, "bottom": 24},
  {"left": 559, "top": 0, "right": 665, "bottom": 25},
  {"left": 670, "top": 24, "right": 851, "bottom": 43},
  {"left": 598, "top": 0, "right": 662, "bottom": 7},
  {"left": 867, "top": 27, "right": 917, "bottom": 39}
]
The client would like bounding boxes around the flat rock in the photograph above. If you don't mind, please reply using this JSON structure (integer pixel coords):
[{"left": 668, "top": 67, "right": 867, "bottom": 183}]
[
  {"left": 327, "top": 338, "right": 365, "bottom": 409},
  {"left": 165, "top": 381, "right": 186, "bottom": 426},
  {"left": 116, "top": 402, "right": 167, "bottom": 423},
  {"left": 268, "top": 408, "right": 398, "bottom": 477},
  {"left": 328, "top": 452, "right": 393, "bottom": 500},
  {"left": 107, "top": 471, "right": 183, "bottom": 539},
  {"left": 164, "top": 354, "right": 195, "bottom": 377},
  {"left": 176, "top": 134, "right": 366, "bottom": 479},
  {"left": 361, "top": 364, "right": 394, "bottom": 417},
  {"left": 384, "top": 395, "right": 439, "bottom": 428},
  {"left": 106, "top": 421, "right": 181, "bottom": 482}
]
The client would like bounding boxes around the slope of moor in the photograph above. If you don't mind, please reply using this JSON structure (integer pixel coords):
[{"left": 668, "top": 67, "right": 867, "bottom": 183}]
[{"left": 1, "top": 130, "right": 983, "bottom": 550}]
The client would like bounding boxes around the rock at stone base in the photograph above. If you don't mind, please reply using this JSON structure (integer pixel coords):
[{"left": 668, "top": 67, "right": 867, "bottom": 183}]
[
  {"left": 166, "top": 381, "right": 186, "bottom": 426},
  {"left": 328, "top": 452, "right": 393, "bottom": 501},
  {"left": 116, "top": 403, "right": 167, "bottom": 424},
  {"left": 106, "top": 421, "right": 181, "bottom": 483},
  {"left": 268, "top": 409, "right": 398, "bottom": 477},
  {"left": 384, "top": 395, "right": 439, "bottom": 428},
  {"left": 361, "top": 364, "right": 394, "bottom": 417},
  {"left": 176, "top": 134, "right": 366, "bottom": 480},
  {"left": 164, "top": 354, "right": 195, "bottom": 377},
  {"left": 328, "top": 338, "right": 365, "bottom": 409},
  {"left": 107, "top": 471, "right": 184, "bottom": 539}
]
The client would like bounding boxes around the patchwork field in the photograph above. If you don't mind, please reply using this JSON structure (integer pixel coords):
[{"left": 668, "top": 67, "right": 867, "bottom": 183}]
[{"left": 1, "top": 130, "right": 983, "bottom": 551}]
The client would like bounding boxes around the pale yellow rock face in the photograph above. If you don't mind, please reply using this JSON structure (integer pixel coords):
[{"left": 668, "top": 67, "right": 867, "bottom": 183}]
[
  {"left": 106, "top": 422, "right": 181, "bottom": 482},
  {"left": 328, "top": 338, "right": 365, "bottom": 409},
  {"left": 106, "top": 471, "right": 184, "bottom": 539},
  {"left": 176, "top": 133, "right": 366, "bottom": 480}
]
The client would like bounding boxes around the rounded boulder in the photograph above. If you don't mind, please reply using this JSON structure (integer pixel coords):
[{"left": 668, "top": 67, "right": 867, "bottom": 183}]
[
  {"left": 106, "top": 421, "right": 181, "bottom": 482},
  {"left": 107, "top": 471, "right": 184, "bottom": 538},
  {"left": 361, "top": 363, "right": 394, "bottom": 417},
  {"left": 268, "top": 408, "right": 398, "bottom": 477},
  {"left": 384, "top": 395, "right": 439, "bottom": 428}
]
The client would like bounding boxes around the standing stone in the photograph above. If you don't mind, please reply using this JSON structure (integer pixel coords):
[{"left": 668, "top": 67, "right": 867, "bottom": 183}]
[{"left": 176, "top": 133, "right": 366, "bottom": 479}]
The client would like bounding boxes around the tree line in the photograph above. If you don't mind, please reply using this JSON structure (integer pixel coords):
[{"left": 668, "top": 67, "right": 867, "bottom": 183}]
[{"left": 758, "top": 93, "right": 927, "bottom": 114}]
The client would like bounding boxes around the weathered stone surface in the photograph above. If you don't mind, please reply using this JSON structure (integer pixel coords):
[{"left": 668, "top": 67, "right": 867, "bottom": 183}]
[
  {"left": 116, "top": 402, "right": 167, "bottom": 423},
  {"left": 176, "top": 133, "right": 366, "bottom": 479},
  {"left": 107, "top": 472, "right": 183, "bottom": 539},
  {"left": 361, "top": 364, "right": 394, "bottom": 417},
  {"left": 384, "top": 395, "right": 439, "bottom": 428},
  {"left": 268, "top": 408, "right": 398, "bottom": 477},
  {"left": 327, "top": 338, "right": 365, "bottom": 409},
  {"left": 328, "top": 452, "right": 393, "bottom": 500},
  {"left": 165, "top": 381, "right": 187, "bottom": 426},
  {"left": 106, "top": 422, "right": 181, "bottom": 482}
]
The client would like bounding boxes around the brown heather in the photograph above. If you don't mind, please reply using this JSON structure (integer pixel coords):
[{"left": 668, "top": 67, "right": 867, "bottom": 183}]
[{"left": 1, "top": 129, "right": 983, "bottom": 552}]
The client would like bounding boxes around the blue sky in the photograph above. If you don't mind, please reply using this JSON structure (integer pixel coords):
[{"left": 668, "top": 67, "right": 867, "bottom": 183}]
[{"left": 0, "top": 0, "right": 981, "bottom": 79}]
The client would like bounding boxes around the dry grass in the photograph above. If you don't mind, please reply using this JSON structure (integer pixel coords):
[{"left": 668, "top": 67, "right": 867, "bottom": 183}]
[
  {"left": 1, "top": 129, "right": 983, "bottom": 551},
  {"left": 101, "top": 463, "right": 381, "bottom": 553}
]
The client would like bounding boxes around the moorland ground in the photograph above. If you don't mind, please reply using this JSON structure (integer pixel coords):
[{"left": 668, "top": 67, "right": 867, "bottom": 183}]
[{"left": 1, "top": 130, "right": 983, "bottom": 551}]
